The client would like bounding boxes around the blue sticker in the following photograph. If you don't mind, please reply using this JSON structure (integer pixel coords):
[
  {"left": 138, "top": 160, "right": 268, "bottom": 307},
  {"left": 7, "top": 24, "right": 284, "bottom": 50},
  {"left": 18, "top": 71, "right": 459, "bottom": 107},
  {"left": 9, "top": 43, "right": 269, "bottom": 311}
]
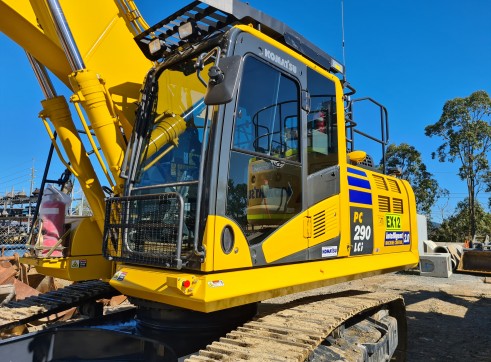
[
  {"left": 385, "top": 231, "right": 410, "bottom": 246},
  {"left": 349, "top": 189, "right": 372, "bottom": 205},
  {"left": 348, "top": 176, "right": 371, "bottom": 190},
  {"left": 347, "top": 167, "right": 367, "bottom": 177}
]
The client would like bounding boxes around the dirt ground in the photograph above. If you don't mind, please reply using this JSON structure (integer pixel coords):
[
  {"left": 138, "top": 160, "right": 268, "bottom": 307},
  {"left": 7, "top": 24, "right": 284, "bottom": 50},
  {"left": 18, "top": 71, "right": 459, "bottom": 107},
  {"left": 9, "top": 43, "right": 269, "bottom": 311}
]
[
  {"left": 266, "top": 271, "right": 491, "bottom": 361},
  {"left": 352, "top": 272, "right": 491, "bottom": 361}
]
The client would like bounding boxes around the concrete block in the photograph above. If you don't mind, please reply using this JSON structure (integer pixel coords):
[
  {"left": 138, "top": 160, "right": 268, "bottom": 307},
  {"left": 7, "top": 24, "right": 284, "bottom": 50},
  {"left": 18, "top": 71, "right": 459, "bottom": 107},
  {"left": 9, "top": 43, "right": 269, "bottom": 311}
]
[
  {"left": 419, "top": 253, "right": 452, "bottom": 278},
  {"left": 417, "top": 214, "right": 428, "bottom": 255},
  {"left": 423, "top": 240, "right": 438, "bottom": 253}
]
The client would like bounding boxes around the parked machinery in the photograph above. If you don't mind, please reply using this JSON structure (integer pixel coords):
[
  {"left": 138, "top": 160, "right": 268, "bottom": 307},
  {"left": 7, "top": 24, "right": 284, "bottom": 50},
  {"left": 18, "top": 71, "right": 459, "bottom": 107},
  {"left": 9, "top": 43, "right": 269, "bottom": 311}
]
[{"left": 0, "top": 1, "right": 418, "bottom": 360}]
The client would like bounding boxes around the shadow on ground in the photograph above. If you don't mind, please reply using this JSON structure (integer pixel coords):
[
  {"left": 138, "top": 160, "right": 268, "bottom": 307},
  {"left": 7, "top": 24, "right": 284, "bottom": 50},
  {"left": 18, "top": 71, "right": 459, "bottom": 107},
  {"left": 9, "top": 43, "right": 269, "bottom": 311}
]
[{"left": 401, "top": 290, "right": 491, "bottom": 361}]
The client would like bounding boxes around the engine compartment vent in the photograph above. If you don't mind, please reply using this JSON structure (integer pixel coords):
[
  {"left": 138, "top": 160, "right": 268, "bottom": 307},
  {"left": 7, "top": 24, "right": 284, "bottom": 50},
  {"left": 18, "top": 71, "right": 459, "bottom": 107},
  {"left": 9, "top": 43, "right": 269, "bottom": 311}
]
[
  {"left": 313, "top": 210, "right": 326, "bottom": 238},
  {"left": 387, "top": 179, "right": 401, "bottom": 193},
  {"left": 378, "top": 196, "right": 390, "bottom": 212},
  {"left": 393, "top": 198, "right": 404, "bottom": 214},
  {"left": 372, "top": 175, "right": 388, "bottom": 191}
]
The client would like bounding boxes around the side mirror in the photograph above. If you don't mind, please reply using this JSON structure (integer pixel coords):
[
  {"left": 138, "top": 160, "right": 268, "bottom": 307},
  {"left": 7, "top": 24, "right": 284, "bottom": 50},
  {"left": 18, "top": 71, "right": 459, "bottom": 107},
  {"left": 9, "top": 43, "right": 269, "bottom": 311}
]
[{"left": 204, "top": 56, "right": 241, "bottom": 105}]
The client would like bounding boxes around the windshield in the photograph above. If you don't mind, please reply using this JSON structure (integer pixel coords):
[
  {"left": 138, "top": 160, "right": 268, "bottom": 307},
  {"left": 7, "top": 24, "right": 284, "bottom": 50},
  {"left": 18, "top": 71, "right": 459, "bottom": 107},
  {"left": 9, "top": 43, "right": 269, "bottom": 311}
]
[{"left": 132, "top": 56, "right": 213, "bottom": 191}]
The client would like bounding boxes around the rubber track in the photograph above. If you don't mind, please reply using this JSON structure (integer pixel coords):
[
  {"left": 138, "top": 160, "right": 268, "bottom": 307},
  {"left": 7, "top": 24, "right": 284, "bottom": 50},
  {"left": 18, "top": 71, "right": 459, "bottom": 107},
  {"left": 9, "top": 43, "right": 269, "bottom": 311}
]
[
  {"left": 0, "top": 280, "right": 119, "bottom": 331},
  {"left": 185, "top": 291, "right": 402, "bottom": 361}
]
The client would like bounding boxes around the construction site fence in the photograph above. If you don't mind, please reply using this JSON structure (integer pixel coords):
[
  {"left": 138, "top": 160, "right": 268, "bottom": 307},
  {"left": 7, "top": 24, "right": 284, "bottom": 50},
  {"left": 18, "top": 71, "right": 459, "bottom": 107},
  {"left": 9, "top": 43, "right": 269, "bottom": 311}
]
[{"left": 0, "top": 217, "right": 32, "bottom": 257}]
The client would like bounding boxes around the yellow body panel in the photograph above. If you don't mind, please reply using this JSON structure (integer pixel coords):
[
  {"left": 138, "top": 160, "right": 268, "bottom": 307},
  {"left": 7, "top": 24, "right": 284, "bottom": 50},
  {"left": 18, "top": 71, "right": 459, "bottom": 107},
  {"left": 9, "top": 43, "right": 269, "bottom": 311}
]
[
  {"left": 111, "top": 249, "right": 418, "bottom": 313},
  {"left": 68, "top": 217, "right": 104, "bottom": 256},
  {"left": 21, "top": 255, "right": 113, "bottom": 281},
  {"left": 261, "top": 210, "right": 308, "bottom": 263},
  {"left": 307, "top": 195, "right": 343, "bottom": 251},
  {"left": 0, "top": 0, "right": 71, "bottom": 83},
  {"left": 209, "top": 216, "right": 253, "bottom": 271}
]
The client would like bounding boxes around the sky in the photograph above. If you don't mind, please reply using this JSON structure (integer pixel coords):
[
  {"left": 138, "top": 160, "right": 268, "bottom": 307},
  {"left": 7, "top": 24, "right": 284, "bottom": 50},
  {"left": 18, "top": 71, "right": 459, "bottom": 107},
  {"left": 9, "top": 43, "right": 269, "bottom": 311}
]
[{"left": 0, "top": 0, "right": 490, "bottom": 221}]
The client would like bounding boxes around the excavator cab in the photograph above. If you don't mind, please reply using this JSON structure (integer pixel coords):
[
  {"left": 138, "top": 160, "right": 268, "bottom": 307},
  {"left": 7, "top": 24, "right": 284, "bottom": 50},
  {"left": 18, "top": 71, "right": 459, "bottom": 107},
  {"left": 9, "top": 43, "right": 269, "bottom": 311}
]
[{"left": 103, "top": 0, "right": 419, "bottom": 313}]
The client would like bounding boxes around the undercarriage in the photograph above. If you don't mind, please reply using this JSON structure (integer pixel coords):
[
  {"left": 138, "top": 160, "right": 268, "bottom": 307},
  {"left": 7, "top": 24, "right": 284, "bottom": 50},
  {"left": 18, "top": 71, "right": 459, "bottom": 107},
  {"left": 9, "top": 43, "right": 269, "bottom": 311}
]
[{"left": 0, "top": 283, "right": 406, "bottom": 361}]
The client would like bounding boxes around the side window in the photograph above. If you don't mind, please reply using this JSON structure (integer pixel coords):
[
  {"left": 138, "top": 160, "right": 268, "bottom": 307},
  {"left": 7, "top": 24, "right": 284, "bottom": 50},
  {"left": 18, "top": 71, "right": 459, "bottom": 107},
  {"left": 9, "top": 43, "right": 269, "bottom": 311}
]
[
  {"left": 307, "top": 68, "right": 338, "bottom": 174},
  {"left": 227, "top": 56, "right": 302, "bottom": 244}
]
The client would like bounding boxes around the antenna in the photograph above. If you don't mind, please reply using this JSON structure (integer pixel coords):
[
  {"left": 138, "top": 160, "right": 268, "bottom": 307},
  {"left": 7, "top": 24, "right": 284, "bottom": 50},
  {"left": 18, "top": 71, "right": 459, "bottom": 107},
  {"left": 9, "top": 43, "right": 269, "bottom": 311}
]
[{"left": 341, "top": 0, "right": 347, "bottom": 75}]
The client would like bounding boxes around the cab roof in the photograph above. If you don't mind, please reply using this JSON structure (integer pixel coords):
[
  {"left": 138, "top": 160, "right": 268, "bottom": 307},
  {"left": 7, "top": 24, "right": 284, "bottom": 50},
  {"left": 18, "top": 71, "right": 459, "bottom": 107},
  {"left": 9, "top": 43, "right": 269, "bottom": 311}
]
[{"left": 135, "top": 0, "right": 344, "bottom": 75}]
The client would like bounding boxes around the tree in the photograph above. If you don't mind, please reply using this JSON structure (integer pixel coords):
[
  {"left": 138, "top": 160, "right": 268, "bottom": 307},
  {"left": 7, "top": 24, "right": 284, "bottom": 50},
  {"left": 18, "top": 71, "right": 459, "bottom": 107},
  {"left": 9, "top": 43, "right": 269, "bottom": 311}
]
[
  {"left": 425, "top": 90, "right": 491, "bottom": 237},
  {"left": 429, "top": 199, "right": 491, "bottom": 243},
  {"left": 384, "top": 143, "right": 442, "bottom": 216}
]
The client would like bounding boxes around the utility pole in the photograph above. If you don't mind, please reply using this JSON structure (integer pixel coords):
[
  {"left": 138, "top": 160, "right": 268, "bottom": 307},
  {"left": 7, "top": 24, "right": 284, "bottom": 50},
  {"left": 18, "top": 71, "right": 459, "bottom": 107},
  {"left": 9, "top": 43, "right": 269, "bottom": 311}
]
[{"left": 28, "top": 161, "right": 35, "bottom": 232}]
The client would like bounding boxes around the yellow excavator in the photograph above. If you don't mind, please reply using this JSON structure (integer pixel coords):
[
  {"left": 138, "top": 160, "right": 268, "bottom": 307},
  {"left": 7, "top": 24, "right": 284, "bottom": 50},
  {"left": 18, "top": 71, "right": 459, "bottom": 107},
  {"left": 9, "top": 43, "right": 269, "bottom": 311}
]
[{"left": 0, "top": 1, "right": 419, "bottom": 360}]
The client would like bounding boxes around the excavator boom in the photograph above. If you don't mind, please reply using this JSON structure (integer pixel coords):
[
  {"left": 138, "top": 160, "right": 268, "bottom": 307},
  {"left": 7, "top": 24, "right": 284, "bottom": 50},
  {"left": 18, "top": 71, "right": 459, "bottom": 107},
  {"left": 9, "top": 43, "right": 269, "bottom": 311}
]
[{"left": 1, "top": 0, "right": 154, "bottom": 281}]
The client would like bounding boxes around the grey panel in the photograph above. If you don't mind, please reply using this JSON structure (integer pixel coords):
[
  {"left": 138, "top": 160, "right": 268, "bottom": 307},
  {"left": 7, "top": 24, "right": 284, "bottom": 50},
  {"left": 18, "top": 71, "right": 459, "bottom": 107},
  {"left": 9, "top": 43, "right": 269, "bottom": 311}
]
[
  {"left": 306, "top": 165, "right": 340, "bottom": 207},
  {"left": 249, "top": 235, "right": 341, "bottom": 266},
  {"left": 249, "top": 241, "right": 307, "bottom": 267},
  {"left": 308, "top": 236, "right": 341, "bottom": 260},
  {"left": 249, "top": 243, "right": 267, "bottom": 266}
]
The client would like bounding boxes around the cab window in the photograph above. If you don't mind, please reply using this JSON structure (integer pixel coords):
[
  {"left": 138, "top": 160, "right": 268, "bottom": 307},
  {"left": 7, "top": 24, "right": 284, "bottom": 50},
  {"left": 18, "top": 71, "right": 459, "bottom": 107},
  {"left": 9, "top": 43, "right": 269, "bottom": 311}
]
[{"left": 307, "top": 68, "right": 338, "bottom": 174}]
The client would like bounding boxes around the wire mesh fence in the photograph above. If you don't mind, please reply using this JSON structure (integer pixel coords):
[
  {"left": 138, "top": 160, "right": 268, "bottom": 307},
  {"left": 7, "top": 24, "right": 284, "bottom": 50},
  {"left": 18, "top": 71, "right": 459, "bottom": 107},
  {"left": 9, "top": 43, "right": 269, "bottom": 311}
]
[{"left": 0, "top": 217, "right": 32, "bottom": 257}]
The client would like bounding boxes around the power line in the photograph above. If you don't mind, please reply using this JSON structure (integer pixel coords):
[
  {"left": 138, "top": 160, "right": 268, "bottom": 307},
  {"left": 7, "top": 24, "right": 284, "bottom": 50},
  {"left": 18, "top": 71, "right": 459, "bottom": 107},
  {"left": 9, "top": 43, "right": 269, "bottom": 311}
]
[
  {"left": 0, "top": 173, "right": 32, "bottom": 186},
  {"left": 0, "top": 160, "right": 35, "bottom": 175},
  {"left": 0, "top": 168, "right": 31, "bottom": 178}
]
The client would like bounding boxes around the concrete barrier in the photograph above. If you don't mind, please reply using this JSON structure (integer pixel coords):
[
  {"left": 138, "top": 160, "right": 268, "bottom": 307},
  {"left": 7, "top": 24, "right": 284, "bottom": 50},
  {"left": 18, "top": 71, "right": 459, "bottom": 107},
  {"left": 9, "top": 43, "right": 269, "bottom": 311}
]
[{"left": 419, "top": 253, "right": 452, "bottom": 278}]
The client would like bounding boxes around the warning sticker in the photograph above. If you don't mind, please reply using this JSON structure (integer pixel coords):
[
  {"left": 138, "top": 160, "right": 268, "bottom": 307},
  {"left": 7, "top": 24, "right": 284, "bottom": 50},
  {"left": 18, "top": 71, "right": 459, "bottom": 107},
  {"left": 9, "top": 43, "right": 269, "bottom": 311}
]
[
  {"left": 112, "top": 271, "right": 127, "bottom": 281},
  {"left": 70, "top": 259, "right": 87, "bottom": 268},
  {"left": 208, "top": 280, "right": 225, "bottom": 288}
]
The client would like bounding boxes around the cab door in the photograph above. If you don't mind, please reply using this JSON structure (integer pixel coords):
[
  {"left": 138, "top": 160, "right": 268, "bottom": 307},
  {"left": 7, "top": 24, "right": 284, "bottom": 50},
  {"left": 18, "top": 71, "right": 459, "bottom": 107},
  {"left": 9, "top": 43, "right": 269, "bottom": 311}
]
[
  {"left": 304, "top": 67, "right": 343, "bottom": 260},
  {"left": 217, "top": 31, "right": 309, "bottom": 267}
]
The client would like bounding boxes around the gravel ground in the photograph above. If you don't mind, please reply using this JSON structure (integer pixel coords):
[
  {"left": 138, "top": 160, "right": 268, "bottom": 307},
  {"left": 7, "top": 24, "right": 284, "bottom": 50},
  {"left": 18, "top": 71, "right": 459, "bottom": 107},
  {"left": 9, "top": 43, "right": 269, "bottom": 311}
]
[{"left": 265, "top": 271, "right": 491, "bottom": 361}]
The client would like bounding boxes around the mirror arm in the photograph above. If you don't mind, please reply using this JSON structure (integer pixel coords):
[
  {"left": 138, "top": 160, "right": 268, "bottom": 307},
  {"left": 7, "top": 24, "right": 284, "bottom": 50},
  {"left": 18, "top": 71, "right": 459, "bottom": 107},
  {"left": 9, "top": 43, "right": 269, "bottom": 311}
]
[
  {"left": 196, "top": 53, "right": 207, "bottom": 87},
  {"left": 195, "top": 46, "right": 222, "bottom": 87}
]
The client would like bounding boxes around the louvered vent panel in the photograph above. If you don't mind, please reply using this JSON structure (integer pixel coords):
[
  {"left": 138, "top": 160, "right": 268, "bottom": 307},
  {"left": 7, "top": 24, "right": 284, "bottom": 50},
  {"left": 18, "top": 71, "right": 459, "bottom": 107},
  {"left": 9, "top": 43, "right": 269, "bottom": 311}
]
[
  {"left": 387, "top": 179, "right": 401, "bottom": 193},
  {"left": 393, "top": 198, "right": 404, "bottom": 213},
  {"left": 313, "top": 210, "right": 326, "bottom": 238},
  {"left": 378, "top": 196, "right": 390, "bottom": 212},
  {"left": 325, "top": 204, "right": 338, "bottom": 234},
  {"left": 372, "top": 175, "right": 388, "bottom": 191}
]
